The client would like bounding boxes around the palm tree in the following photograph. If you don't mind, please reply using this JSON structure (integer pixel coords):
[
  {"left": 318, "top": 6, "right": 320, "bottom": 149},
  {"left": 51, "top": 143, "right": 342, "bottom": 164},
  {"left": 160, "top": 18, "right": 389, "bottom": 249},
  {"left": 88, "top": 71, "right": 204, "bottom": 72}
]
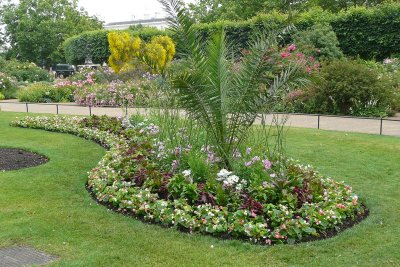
[{"left": 159, "top": 0, "right": 304, "bottom": 169}]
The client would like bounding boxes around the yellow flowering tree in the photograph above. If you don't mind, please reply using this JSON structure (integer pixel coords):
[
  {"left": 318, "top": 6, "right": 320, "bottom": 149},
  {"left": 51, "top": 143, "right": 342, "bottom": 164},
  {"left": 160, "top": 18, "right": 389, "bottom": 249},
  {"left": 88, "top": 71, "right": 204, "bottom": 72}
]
[
  {"left": 107, "top": 31, "right": 175, "bottom": 74},
  {"left": 144, "top": 36, "right": 176, "bottom": 73},
  {"left": 108, "top": 31, "right": 141, "bottom": 73}
]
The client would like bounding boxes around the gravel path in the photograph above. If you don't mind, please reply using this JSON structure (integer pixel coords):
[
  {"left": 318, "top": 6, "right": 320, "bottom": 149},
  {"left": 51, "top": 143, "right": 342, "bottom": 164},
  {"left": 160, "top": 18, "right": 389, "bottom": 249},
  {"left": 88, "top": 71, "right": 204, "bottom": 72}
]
[{"left": 1, "top": 100, "right": 400, "bottom": 137}]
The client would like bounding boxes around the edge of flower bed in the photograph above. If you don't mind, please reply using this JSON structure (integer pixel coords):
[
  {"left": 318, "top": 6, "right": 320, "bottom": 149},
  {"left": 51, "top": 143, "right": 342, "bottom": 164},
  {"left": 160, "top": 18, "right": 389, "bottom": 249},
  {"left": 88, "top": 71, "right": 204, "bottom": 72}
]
[{"left": 85, "top": 182, "right": 369, "bottom": 246}]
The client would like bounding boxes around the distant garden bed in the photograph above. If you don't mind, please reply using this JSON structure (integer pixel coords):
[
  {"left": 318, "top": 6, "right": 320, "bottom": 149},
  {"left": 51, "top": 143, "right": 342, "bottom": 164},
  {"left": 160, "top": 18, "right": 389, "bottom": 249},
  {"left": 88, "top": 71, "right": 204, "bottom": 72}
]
[{"left": 12, "top": 115, "right": 368, "bottom": 245}]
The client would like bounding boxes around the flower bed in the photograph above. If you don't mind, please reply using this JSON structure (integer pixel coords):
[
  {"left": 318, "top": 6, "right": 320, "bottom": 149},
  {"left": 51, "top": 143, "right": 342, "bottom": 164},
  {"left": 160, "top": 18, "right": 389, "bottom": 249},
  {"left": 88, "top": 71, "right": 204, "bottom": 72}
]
[{"left": 11, "top": 115, "right": 367, "bottom": 245}]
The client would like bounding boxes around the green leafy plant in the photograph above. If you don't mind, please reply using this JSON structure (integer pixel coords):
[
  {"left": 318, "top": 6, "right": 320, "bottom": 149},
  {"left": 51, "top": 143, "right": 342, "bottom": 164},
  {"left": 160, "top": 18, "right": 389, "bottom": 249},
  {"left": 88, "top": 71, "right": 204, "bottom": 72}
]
[
  {"left": 17, "top": 82, "right": 74, "bottom": 103},
  {"left": 0, "top": 72, "right": 18, "bottom": 99},
  {"left": 304, "top": 59, "right": 395, "bottom": 116},
  {"left": 160, "top": 0, "right": 303, "bottom": 168},
  {"left": 293, "top": 23, "right": 343, "bottom": 60}
]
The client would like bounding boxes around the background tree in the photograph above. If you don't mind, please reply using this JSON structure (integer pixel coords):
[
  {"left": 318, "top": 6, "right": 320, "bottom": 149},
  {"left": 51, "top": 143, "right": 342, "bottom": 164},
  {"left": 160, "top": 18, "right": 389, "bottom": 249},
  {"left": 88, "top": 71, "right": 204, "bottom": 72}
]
[
  {"left": 187, "top": 0, "right": 267, "bottom": 22},
  {"left": 186, "top": 0, "right": 392, "bottom": 22},
  {"left": 0, "top": 0, "right": 102, "bottom": 66}
]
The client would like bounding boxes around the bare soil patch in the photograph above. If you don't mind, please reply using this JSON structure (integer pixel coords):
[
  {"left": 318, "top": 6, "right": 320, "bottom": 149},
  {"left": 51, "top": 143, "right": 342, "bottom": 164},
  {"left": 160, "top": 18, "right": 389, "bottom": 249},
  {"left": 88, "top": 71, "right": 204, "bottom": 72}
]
[{"left": 0, "top": 148, "right": 48, "bottom": 171}]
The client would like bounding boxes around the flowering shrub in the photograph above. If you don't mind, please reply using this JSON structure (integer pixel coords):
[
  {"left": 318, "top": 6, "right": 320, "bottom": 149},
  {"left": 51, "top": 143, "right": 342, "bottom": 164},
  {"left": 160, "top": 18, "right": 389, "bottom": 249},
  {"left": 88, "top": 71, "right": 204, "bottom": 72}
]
[
  {"left": 67, "top": 68, "right": 116, "bottom": 84},
  {"left": 12, "top": 115, "right": 366, "bottom": 245},
  {"left": 71, "top": 71, "right": 164, "bottom": 108},
  {"left": 0, "top": 58, "right": 53, "bottom": 83},
  {"left": 277, "top": 44, "right": 320, "bottom": 75},
  {"left": 0, "top": 72, "right": 18, "bottom": 99},
  {"left": 17, "top": 82, "right": 75, "bottom": 103},
  {"left": 73, "top": 80, "right": 135, "bottom": 107},
  {"left": 293, "top": 23, "right": 344, "bottom": 61}
]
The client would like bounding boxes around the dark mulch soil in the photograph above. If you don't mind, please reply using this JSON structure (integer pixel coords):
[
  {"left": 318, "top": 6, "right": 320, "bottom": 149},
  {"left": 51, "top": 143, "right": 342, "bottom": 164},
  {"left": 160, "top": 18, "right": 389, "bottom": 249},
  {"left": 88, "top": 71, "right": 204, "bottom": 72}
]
[
  {"left": 0, "top": 148, "right": 48, "bottom": 171},
  {"left": 86, "top": 184, "right": 369, "bottom": 246}
]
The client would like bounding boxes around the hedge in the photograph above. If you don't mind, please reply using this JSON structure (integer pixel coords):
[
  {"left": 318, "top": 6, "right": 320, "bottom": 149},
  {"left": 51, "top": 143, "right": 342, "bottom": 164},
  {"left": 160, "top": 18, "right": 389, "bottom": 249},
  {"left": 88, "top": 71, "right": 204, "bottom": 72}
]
[
  {"left": 63, "top": 28, "right": 172, "bottom": 65},
  {"left": 331, "top": 4, "right": 400, "bottom": 60},
  {"left": 63, "top": 3, "right": 400, "bottom": 63},
  {"left": 64, "top": 30, "right": 110, "bottom": 65}
]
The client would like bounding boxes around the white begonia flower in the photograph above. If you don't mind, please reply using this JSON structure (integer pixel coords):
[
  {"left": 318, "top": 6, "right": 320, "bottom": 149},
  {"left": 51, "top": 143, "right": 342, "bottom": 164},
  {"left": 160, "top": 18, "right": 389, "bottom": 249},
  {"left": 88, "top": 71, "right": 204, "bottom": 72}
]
[
  {"left": 182, "top": 169, "right": 192, "bottom": 177},
  {"left": 229, "top": 175, "right": 239, "bottom": 183},
  {"left": 217, "top": 169, "right": 232, "bottom": 180}
]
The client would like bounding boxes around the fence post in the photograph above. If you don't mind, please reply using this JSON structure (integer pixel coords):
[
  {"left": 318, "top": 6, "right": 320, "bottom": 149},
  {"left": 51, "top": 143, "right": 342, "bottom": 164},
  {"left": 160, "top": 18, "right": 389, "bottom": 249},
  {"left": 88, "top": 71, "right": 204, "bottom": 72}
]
[
  {"left": 317, "top": 115, "right": 320, "bottom": 129},
  {"left": 25, "top": 103, "right": 29, "bottom": 113},
  {"left": 380, "top": 118, "right": 383, "bottom": 135},
  {"left": 89, "top": 106, "right": 92, "bottom": 116},
  {"left": 56, "top": 104, "right": 59, "bottom": 115}
]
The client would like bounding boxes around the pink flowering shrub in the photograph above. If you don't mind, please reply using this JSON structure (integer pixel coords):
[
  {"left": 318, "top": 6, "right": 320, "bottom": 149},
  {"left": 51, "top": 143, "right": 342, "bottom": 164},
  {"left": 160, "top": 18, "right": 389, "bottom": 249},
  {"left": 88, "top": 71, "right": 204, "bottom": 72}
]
[
  {"left": 276, "top": 44, "right": 320, "bottom": 75},
  {"left": 74, "top": 80, "right": 135, "bottom": 107},
  {"left": 12, "top": 115, "right": 367, "bottom": 245}
]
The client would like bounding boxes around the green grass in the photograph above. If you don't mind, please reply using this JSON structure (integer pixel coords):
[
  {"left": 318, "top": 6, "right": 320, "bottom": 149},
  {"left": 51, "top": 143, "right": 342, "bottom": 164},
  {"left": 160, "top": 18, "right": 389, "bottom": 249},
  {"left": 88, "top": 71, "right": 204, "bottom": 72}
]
[{"left": 0, "top": 111, "right": 399, "bottom": 266}]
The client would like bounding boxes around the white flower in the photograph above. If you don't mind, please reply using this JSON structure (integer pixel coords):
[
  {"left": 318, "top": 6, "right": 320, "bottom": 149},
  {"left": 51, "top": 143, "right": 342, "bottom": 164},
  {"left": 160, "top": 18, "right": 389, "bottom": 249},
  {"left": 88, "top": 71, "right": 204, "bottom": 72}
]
[
  {"left": 217, "top": 169, "right": 232, "bottom": 179},
  {"left": 182, "top": 170, "right": 191, "bottom": 177}
]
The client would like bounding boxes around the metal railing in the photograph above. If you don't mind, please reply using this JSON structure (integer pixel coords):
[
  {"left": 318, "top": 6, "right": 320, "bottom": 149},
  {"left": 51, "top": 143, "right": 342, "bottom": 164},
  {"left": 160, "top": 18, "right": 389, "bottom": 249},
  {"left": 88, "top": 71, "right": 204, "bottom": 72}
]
[
  {"left": 272, "top": 112, "right": 400, "bottom": 136},
  {"left": 0, "top": 101, "right": 399, "bottom": 136}
]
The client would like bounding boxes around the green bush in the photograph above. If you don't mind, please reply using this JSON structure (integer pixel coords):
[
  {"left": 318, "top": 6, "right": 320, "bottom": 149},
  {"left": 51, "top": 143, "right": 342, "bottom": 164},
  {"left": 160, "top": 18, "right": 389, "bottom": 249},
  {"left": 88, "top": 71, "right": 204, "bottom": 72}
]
[
  {"left": 0, "top": 58, "right": 53, "bottom": 83},
  {"left": 64, "top": 30, "right": 110, "bottom": 65},
  {"left": 0, "top": 72, "right": 18, "bottom": 99},
  {"left": 18, "top": 82, "right": 74, "bottom": 103},
  {"left": 62, "top": 4, "right": 400, "bottom": 63},
  {"left": 331, "top": 4, "right": 400, "bottom": 60},
  {"left": 195, "top": 4, "right": 400, "bottom": 60},
  {"left": 293, "top": 23, "right": 343, "bottom": 60},
  {"left": 303, "top": 60, "right": 395, "bottom": 116},
  {"left": 0, "top": 92, "right": 5, "bottom": 100}
]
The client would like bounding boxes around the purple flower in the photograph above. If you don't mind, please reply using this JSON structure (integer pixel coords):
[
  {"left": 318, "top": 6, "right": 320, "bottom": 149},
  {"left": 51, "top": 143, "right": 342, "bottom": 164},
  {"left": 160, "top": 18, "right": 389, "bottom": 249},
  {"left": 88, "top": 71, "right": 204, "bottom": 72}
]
[
  {"left": 245, "top": 161, "right": 253, "bottom": 167},
  {"left": 208, "top": 152, "right": 215, "bottom": 163},
  {"left": 233, "top": 149, "right": 242, "bottom": 158},
  {"left": 262, "top": 159, "right": 272, "bottom": 171},
  {"left": 246, "top": 147, "right": 252, "bottom": 155},
  {"left": 172, "top": 160, "right": 179, "bottom": 170}
]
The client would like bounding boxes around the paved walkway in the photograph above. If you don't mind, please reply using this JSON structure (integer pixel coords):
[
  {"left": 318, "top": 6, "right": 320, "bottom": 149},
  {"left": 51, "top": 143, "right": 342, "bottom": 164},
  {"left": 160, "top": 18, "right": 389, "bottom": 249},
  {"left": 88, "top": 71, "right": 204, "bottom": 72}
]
[
  {"left": 1, "top": 100, "right": 399, "bottom": 137},
  {"left": 0, "top": 246, "right": 57, "bottom": 267}
]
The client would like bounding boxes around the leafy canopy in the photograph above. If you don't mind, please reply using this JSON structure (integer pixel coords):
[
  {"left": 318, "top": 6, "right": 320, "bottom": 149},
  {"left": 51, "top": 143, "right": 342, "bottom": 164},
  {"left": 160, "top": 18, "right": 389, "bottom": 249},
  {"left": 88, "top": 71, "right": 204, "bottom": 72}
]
[
  {"left": 186, "top": 0, "right": 389, "bottom": 22},
  {"left": 0, "top": 0, "right": 102, "bottom": 66}
]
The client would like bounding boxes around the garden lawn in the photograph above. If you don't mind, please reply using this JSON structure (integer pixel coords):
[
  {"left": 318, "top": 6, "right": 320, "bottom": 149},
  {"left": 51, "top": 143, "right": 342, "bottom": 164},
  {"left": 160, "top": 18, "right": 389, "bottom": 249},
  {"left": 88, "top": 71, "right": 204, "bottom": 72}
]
[{"left": 0, "top": 111, "right": 399, "bottom": 266}]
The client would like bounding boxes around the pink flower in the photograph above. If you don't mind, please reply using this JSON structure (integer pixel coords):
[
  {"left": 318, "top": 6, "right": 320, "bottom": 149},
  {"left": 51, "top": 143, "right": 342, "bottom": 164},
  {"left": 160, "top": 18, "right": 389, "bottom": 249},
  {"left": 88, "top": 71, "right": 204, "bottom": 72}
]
[
  {"left": 281, "top": 52, "right": 290, "bottom": 59},
  {"left": 288, "top": 44, "right": 296, "bottom": 52},
  {"left": 337, "top": 204, "right": 346, "bottom": 209},
  {"left": 245, "top": 161, "right": 253, "bottom": 167},
  {"left": 251, "top": 209, "right": 257, "bottom": 218},
  {"left": 275, "top": 231, "right": 281, "bottom": 239},
  {"left": 262, "top": 159, "right": 272, "bottom": 171}
]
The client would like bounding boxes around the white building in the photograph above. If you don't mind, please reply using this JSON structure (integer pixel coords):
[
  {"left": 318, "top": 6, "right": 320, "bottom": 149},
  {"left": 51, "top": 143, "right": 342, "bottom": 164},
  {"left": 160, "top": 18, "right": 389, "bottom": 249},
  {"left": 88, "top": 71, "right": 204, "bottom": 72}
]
[{"left": 104, "top": 17, "right": 169, "bottom": 30}]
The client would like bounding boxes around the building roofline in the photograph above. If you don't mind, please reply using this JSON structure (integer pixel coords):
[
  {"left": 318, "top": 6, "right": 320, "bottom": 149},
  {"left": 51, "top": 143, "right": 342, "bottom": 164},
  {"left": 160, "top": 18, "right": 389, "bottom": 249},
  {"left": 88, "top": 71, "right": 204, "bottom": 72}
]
[{"left": 105, "top": 17, "right": 168, "bottom": 26}]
